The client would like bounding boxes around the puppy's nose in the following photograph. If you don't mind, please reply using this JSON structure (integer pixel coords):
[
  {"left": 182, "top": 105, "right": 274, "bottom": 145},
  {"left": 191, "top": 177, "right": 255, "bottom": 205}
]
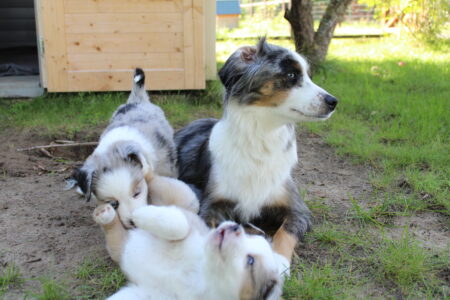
[{"left": 324, "top": 94, "right": 338, "bottom": 110}]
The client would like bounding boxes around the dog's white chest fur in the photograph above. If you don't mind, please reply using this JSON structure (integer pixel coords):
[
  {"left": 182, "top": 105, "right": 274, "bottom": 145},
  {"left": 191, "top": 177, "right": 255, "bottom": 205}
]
[{"left": 209, "top": 111, "right": 297, "bottom": 220}]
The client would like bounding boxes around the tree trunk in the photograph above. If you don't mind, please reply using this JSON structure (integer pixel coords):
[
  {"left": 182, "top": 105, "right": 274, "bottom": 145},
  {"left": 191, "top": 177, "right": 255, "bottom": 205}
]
[
  {"left": 285, "top": 0, "right": 353, "bottom": 72},
  {"left": 285, "top": 0, "right": 315, "bottom": 58}
]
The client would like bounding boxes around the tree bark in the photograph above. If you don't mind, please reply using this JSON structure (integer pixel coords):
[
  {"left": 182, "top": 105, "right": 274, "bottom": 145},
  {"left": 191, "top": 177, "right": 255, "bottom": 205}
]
[
  {"left": 285, "top": 0, "right": 353, "bottom": 72},
  {"left": 285, "top": 0, "right": 315, "bottom": 57}
]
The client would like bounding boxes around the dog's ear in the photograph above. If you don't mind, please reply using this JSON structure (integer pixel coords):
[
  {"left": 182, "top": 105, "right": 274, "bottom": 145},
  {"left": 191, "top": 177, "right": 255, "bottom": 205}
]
[
  {"left": 116, "top": 143, "right": 152, "bottom": 175},
  {"left": 65, "top": 165, "right": 95, "bottom": 202},
  {"left": 240, "top": 36, "right": 270, "bottom": 64},
  {"left": 240, "top": 46, "right": 258, "bottom": 63},
  {"left": 258, "top": 278, "right": 278, "bottom": 300},
  {"left": 219, "top": 46, "right": 256, "bottom": 93},
  {"left": 256, "top": 36, "right": 270, "bottom": 57}
]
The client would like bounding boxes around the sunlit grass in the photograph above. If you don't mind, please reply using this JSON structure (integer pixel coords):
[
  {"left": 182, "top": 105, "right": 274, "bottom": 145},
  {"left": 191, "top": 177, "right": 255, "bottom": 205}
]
[{"left": 74, "top": 257, "right": 126, "bottom": 299}]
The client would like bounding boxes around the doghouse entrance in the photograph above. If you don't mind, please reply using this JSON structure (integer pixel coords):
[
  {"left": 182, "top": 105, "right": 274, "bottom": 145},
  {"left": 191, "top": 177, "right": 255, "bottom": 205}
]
[{"left": 0, "top": 0, "right": 43, "bottom": 97}]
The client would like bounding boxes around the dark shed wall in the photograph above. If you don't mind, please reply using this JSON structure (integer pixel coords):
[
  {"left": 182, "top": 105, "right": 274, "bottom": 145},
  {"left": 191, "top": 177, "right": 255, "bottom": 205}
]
[{"left": 0, "top": 0, "right": 36, "bottom": 49}]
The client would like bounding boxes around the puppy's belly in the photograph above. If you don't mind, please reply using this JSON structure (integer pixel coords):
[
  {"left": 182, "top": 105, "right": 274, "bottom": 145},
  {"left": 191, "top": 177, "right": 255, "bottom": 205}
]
[{"left": 121, "top": 229, "right": 205, "bottom": 298}]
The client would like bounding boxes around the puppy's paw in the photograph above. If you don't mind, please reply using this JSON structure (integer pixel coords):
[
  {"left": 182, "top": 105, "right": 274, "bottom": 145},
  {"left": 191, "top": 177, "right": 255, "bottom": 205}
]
[
  {"left": 93, "top": 203, "right": 116, "bottom": 225},
  {"left": 274, "top": 252, "right": 291, "bottom": 278}
]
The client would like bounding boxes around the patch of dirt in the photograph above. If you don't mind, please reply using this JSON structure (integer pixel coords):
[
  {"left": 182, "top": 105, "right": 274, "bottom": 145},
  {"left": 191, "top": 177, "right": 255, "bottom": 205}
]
[
  {"left": 294, "top": 130, "right": 374, "bottom": 217},
  {"left": 0, "top": 127, "right": 447, "bottom": 299},
  {"left": 0, "top": 129, "right": 105, "bottom": 299}
]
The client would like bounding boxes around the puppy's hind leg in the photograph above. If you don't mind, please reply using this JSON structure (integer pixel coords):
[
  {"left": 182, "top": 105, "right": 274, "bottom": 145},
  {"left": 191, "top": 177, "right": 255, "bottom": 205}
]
[
  {"left": 93, "top": 204, "right": 128, "bottom": 263},
  {"left": 132, "top": 205, "right": 190, "bottom": 241}
]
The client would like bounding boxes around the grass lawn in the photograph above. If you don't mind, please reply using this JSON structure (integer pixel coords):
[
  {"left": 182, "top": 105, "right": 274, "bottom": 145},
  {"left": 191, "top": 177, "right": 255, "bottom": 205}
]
[{"left": 1, "top": 34, "right": 448, "bottom": 299}]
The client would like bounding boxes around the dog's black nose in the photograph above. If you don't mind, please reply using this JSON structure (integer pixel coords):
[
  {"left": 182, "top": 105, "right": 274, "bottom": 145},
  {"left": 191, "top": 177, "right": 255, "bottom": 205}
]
[{"left": 324, "top": 94, "right": 338, "bottom": 110}]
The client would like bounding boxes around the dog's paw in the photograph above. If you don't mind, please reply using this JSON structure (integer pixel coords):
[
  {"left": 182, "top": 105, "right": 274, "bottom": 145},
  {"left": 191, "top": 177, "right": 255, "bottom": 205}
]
[
  {"left": 93, "top": 203, "right": 116, "bottom": 225},
  {"left": 273, "top": 252, "right": 291, "bottom": 278}
]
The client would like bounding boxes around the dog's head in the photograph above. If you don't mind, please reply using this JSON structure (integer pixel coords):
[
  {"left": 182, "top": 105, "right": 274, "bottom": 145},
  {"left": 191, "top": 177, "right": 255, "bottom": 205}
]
[
  {"left": 218, "top": 38, "right": 338, "bottom": 124},
  {"left": 67, "top": 141, "right": 151, "bottom": 228},
  {"left": 205, "top": 222, "right": 281, "bottom": 300}
]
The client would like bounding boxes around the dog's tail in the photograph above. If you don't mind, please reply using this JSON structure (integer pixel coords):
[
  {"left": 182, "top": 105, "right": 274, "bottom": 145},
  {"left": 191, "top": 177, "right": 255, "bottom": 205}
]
[{"left": 127, "top": 68, "right": 150, "bottom": 104}]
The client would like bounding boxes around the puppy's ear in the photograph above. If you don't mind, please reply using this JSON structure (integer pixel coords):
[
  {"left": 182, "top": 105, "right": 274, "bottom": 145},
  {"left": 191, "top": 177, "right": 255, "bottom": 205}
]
[
  {"left": 219, "top": 46, "right": 256, "bottom": 93},
  {"left": 259, "top": 278, "right": 278, "bottom": 300},
  {"left": 240, "top": 46, "right": 257, "bottom": 63},
  {"left": 66, "top": 165, "right": 95, "bottom": 202},
  {"left": 256, "top": 36, "right": 270, "bottom": 57},
  {"left": 116, "top": 143, "right": 152, "bottom": 176}
]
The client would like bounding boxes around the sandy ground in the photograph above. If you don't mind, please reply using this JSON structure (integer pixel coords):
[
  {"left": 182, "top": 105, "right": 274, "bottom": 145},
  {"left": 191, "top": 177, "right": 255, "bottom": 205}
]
[{"left": 1, "top": 128, "right": 447, "bottom": 299}]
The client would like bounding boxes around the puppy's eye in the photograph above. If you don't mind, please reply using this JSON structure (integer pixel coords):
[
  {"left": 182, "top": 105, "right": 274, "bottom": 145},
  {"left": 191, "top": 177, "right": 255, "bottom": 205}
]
[
  {"left": 247, "top": 255, "right": 255, "bottom": 266},
  {"left": 133, "top": 190, "right": 141, "bottom": 198},
  {"left": 287, "top": 73, "right": 296, "bottom": 79}
]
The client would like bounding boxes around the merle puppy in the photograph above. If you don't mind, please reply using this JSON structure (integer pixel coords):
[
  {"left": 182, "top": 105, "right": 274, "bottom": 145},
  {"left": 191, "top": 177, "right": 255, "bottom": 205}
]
[
  {"left": 175, "top": 38, "right": 338, "bottom": 273},
  {"left": 67, "top": 68, "right": 179, "bottom": 229}
]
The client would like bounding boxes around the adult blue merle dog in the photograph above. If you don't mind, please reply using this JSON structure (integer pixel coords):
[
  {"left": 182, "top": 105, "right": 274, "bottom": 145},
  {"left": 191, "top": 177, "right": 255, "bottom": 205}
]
[{"left": 175, "top": 38, "right": 338, "bottom": 274}]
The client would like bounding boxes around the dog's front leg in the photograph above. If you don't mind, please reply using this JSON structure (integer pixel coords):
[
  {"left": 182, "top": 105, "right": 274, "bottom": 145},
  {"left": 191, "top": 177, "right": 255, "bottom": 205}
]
[
  {"left": 273, "top": 184, "right": 312, "bottom": 276},
  {"left": 147, "top": 175, "right": 199, "bottom": 213},
  {"left": 132, "top": 205, "right": 190, "bottom": 241},
  {"left": 93, "top": 204, "right": 128, "bottom": 263}
]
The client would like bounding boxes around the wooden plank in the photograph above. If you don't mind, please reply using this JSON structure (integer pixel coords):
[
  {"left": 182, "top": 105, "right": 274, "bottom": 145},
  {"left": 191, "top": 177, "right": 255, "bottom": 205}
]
[
  {"left": 183, "top": 0, "right": 195, "bottom": 89},
  {"left": 68, "top": 53, "right": 184, "bottom": 71},
  {"left": 192, "top": 0, "right": 205, "bottom": 88},
  {"left": 204, "top": 0, "right": 216, "bottom": 80},
  {"left": 66, "top": 32, "right": 183, "bottom": 54},
  {"left": 41, "top": 0, "right": 68, "bottom": 91},
  {"left": 64, "top": 0, "right": 183, "bottom": 13},
  {"left": 65, "top": 13, "right": 183, "bottom": 34},
  {"left": 66, "top": 70, "right": 185, "bottom": 91}
]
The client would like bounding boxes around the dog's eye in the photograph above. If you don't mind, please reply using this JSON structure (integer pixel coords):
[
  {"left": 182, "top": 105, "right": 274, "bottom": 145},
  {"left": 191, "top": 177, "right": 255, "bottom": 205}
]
[
  {"left": 247, "top": 255, "right": 255, "bottom": 266},
  {"left": 287, "top": 73, "right": 296, "bottom": 79},
  {"left": 133, "top": 190, "right": 141, "bottom": 198}
]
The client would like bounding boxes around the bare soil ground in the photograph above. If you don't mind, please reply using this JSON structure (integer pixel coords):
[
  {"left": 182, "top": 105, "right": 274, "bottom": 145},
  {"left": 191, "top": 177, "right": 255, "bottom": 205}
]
[{"left": 1, "top": 128, "right": 447, "bottom": 299}]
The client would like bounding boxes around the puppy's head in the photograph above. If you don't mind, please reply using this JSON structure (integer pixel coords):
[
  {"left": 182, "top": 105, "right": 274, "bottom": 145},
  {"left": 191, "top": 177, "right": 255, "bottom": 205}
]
[
  {"left": 66, "top": 159, "right": 96, "bottom": 201},
  {"left": 219, "top": 37, "right": 338, "bottom": 124},
  {"left": 205, "top": 222, "right": 281, "bottom": 300},
  {"left": 67, "top": 141, "right": 151, "bottom": 228}
]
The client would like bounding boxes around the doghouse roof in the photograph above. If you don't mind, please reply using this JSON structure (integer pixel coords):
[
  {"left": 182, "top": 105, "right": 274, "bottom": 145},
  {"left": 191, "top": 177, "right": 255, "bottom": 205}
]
[{"left": 217, "top": 0, "right": 241, "bottom": 16}]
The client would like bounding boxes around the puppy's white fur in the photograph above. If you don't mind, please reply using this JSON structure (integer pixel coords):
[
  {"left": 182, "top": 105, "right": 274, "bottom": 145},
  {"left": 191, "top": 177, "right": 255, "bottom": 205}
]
[
  {"left": 99, "top": 205, "right": 281, "bottom": 300},
  {"left": 95, "top": 167, "right": 148, "bottom": 228},
  {"left": 95, "top": 126, "right": 154, "bottom": 172}
]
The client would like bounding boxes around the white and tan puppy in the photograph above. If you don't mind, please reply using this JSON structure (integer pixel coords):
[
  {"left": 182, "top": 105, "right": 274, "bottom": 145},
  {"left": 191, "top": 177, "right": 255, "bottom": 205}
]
[{"left": 93, "top": 204, "right": 282, "bottom": 300}]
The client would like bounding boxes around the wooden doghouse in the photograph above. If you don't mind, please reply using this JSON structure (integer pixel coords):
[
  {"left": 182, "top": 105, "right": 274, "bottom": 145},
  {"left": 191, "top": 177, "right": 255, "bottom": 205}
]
[{"left": 30, "top": 0, "right": 215, "bottom": 93}]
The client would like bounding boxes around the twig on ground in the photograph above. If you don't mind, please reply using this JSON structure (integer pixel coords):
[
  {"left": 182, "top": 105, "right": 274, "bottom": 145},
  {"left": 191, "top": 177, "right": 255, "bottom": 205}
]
[
  {"left": 54, "top": 140, "right": 76, "bottom": 144},
  {"left": 17, "top": 142, "right": 98, "bottom": 152},
  {"left": 40, "top": 148, "right": 55, "bottom": 158}
]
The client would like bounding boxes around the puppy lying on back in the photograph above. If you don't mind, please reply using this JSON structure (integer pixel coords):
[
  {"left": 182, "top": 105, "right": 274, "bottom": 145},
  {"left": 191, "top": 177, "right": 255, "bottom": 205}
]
[
  {"left": 67, "top": 69, "right": 197, "bottom": 228},
  {"left": 93, "top": 203, "right": 282, "bottom": 300}
]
